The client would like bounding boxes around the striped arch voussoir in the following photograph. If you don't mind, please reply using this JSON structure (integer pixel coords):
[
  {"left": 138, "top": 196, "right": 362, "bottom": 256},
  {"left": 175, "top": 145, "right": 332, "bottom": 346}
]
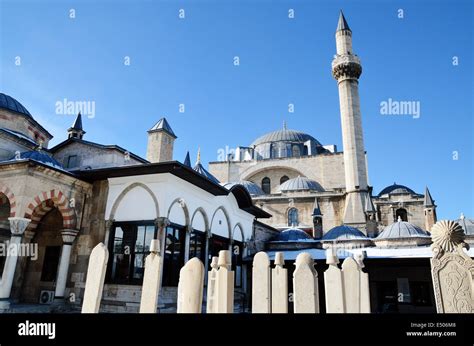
[
  {"left": 0, "top": 184, "right": 17, "bottom": 217},
  {"left": 24, "top": 190, "right": 76, "bottom": 231}
]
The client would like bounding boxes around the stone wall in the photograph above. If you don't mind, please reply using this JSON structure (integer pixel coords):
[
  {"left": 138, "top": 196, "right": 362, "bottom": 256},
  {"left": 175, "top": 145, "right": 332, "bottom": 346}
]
[{"left": 0, "top": 109, "right": 51, "bottom": 147}]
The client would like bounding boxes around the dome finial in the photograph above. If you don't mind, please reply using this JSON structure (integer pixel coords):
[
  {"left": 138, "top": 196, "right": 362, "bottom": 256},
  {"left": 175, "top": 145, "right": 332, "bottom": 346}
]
[
  {"left": 196, "top": 147, "right": 201, "bottom": 164},
  {"left": 460, "top": 212, "right": 465, "bottom": 220},
  {"left": 397, "top": 216, "right": 402, "bottom": 222},
  {"left": 283, "top": 120, "right": 287, "bottom": 130}
]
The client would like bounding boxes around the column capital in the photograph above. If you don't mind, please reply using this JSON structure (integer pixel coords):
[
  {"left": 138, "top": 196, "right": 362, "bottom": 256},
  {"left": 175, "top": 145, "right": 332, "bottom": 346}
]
[
  {"left": 155, "top": 217, "right": 170, "bottom": 229},
  {"left": 105, "top": 219, "right": 115, "bottom": 229},
  {"left": 61, "top": 229, "right": 79, "bottom": 245},
  {"left": 8, "top": 217, "right": 31, "bottom": 237}
]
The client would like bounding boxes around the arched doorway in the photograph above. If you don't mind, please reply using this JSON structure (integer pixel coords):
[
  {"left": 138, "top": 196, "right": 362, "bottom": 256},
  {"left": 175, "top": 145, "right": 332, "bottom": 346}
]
[
  {"left": 0, "top": 192, "right": 11, "bottom": 273},
  {"left": 20, "top": 207, "right": 63, "bottom": 303}
]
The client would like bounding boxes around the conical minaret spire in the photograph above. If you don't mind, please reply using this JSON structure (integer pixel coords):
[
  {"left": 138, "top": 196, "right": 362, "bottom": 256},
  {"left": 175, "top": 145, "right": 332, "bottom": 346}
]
[
  {"left": 68, "top": 112, "right": 86, "bottom": 139},
  {"left": 183, "top": 151, "right": 191, "bottom": 167},
  {"left": 332, "top": 11, "right": 368, "bottom": 229}
]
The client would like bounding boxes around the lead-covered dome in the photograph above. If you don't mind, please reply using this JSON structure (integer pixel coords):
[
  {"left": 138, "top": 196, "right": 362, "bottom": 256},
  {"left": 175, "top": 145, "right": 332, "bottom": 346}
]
[
  {"left": 279, "top": 176, "right": 324, "bottom": 192},
  {"left": 223, "top": 180, "right": 265, "bottom": 196},
  {"left": 251, "top": 126, "right": 328, "bottom": 160},
  {"left": 378, "top": 183, "right": 417, "bottom": 196},
  {"left": 8, "top": 150, "right": 63, "bottom": 170},
  {"left": 322, "top": 225, "right": 368, "bottom": 241},
  {"left": 0, "top": 93, "right": 31, "bottom": 117},
  {"left": 273, "top": 228, "right": 313, "bottom": 242}
]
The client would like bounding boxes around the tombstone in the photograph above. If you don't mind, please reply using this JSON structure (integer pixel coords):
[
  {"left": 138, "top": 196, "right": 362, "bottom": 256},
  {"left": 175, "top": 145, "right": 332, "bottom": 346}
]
[
  {"left": 430, "top": 220, "right": 474, "bottom": 313},
  {"left": 355, "top": 253, "right": 371, "bottom": 313},
  {"left": 82, "top": 243, "right": 109, "bottom": 313},
  {"left": 252, "top": 252, "right": 271, "bottom": 313},
  {"left": 206, "top": 256, "right": 219, "bottom": 313},
  {"left": 177, "top": 257, "right": 205, "bottom": 313},
  {"left": 215, "top": 250, "right": 234, "bottom": 313},
  {"left": 271, "top": 252, "right": 288, "bottom": 313},
  {"left": 324, "top": 248, "right": 345, "bottom": 313},
  {"left": 139, "top": 239, "right": 162, "bottom": 313},
  {"left": 293, "top": 252, "right": 319, "bottom": 313},
  {"left": 341, "top": 257, "right": 361, "bottom": 313}
]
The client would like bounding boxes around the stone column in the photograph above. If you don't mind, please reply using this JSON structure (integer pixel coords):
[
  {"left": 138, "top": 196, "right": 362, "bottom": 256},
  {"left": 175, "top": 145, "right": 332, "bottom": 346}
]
[
  {"left": 103, "top": 219, "right": 115, "bottom": 247},
  {"left": 54, "top": 229, "right": 79, "bottom": 301},
  {"left": 184, "top": 225, "right": 193, "bottom": 263},
  {"left": 0, "top": 217, "right": 30, "bottom": 310},
  {"left": 155, "top": 217, "right": 169, "bottom": 307}
]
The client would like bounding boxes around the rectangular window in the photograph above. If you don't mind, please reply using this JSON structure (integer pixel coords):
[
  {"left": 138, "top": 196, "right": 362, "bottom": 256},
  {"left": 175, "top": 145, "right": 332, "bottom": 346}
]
[
  {"left": 41, "top": 246, "right": 61, "bottom": 282},
  {"left": 162, "top": 225, "right": 186, "bottom": 287},
  {"left": 66, "top": 155, "right": 78, "bottom": 169},
  {"left": 107, "top": 222, "right": 156, "bottom": 285}
]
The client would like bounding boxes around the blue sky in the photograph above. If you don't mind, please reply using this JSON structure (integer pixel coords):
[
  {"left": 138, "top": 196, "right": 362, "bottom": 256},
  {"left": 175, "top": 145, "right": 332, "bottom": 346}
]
[{"left": 0, "top": 0, "right": 472, "bottom": 220}]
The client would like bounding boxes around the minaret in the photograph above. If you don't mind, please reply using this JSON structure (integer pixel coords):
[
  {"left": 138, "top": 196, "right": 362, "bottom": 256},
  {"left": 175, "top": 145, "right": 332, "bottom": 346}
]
[
  {"left": 332, "top": 11, "right": 369, "bottom": 228},
  {"left": 68, "top": 112, "right": 86, "bottom": 139},
  {"left": 423, "top": 187, "right": 437, "bottom": 231},
  {"left": 146, "top": 117, "right": 176, "bottom": 163}
]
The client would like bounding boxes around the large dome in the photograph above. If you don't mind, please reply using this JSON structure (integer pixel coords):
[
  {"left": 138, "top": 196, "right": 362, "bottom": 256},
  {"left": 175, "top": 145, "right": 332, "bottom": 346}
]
[
  {"left": 322, "top": 225, "right": 369, "bottom": 241},
  {"left": 250, "top": 126, "right": 328, "bottom": 160},
  {"left": 251, "top": 128, "right": 321, "bottom": 147},
  {"left": 0, "top": 93, "right": 31, "bottom": 117}
]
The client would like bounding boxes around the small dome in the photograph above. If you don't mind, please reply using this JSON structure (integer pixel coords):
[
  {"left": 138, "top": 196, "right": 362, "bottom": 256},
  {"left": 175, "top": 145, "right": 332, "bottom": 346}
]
[
  {"left": 0, "top": 93, "right": 32, "bottom": 117},
  {"left": 274, "top": 228, "right": 313, "bottom": 241},
  {"left": 322, "top": 225, "right": 368, "bottom": 241},
  {"left": 223, "top": 181, "right": 265, "bottom": 196},
  {"left": 279, "top": 176, "right": 324, "bottom": 192},
  {"left": 376, "top": 220, "right": 430, "bottom": 239},
  {"left": 9, "top": 150, "right": 63, "bottom": 170},
  {"left": 378, "top": 183, "right": 416, "bottom": 196}
]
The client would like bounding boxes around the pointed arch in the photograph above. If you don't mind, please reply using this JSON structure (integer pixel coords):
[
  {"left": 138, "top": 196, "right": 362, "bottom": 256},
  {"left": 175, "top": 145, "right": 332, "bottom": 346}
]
[
  {"left": 108, "top": 182, "right": 159, "bottom": 221},
  {"left": 210, "top": 206, "right": 231, "bottom": 239},
  {"left": 190, "top": 207, "right": 209, "bottom": 233},
  {"left": 24, "top": 189, "right": 76, "bottom": 230},
  {"left": 0, "top": 184, "right": 16, "bottom": 217},
  {"left": 167, "top": 198, "right": 190, "bottom": 227}
]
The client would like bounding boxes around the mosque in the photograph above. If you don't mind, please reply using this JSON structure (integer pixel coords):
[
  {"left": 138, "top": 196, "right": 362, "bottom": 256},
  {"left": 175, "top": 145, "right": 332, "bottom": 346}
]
[{"left": 0, "top": 12, "right": 472, "bottom": 313}]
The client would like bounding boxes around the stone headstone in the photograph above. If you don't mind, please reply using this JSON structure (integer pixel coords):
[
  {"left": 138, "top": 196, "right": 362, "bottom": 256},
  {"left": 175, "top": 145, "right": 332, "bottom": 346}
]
[
  {"left": 271, "top": 252, "right": 288, "bottom": 313},
  {"left": 430, "top": 220, "right": 474, "bottom": 313},
  {"left": 206, "top": 256, "right": 219, "bottom": 313},
  {"left": 341, "top": 257, "right": 361, "bottom": 313},
  {"left": 324, "top": 249, "right": 345, "bottom": 313},
  {"left": 139, "top": 250, "right": 162, "bottom": 313},
  {"left": 82, "top": 243, "right": 109, "bottom": 313},
  {"left": 293, "top": 252, "right": 319, "bottom": 313},
  {"left": 215, "top": 250, "right": 234, "bottom": 313},
  {"left": 177, "top": 257, "right": 205, "bottom": 313},
  {"left": 252, "top": 252, "right": 271, "bottom": 313}
]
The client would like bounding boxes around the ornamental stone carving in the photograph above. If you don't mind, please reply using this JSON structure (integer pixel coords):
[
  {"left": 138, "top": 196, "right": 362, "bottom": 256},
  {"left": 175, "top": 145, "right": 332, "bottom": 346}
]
[{"left": 430, "top": 220, "right": 473, "bottom": 313}]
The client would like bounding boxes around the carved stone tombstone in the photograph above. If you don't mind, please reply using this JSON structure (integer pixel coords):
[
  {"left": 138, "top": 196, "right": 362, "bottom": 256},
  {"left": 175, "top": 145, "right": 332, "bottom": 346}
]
[
  {"left": 177, "top": 257, "right": 205, "bottom": 313},
  {"left": 293, "top": 252, "right": 319, "bottom": 313},
  {"left": 271, "top": 252, "right": 288, "bottom": 313},
  {"left": 206, "top": 256, "right": 219, "bottom": 313},
  {"left": 82, "top": 243, "right": 109, "bottom": 313},
  {"left": 430, "top": 220, "right": 474, "bottom": 313},
  {"left": 215, "top": 250, "right": 234, "bottom": 313},
  {"left": 139, "top": 239, "right": 162, "bottom": 313},
  {"left": 324, "top": 248, "right": 345, "bottom": 313},
  {"left": 252, "top": 252, "right": 271, "bottom": 313}
]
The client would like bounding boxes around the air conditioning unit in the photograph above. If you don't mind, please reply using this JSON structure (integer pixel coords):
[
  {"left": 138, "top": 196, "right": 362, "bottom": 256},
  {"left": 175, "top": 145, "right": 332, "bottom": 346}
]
[{"left": 39, "top": 290, "right": 55, "bottom": 304}]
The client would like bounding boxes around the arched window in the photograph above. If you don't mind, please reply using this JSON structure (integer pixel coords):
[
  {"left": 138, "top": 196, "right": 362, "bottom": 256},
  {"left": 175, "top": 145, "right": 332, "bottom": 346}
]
[
  {"left": 280, "top": 175, "right": 289, "bottom": 184},
  {"left": 292, "top": 145, "right": 301, "bottom": 157},
  {"left": 288, "top": 208, "right": 299, "bottom": 226},
  {"left": 261, "top": 177, "right": 271, "bottom": 194},
  {"left": 396, "top": 208, "right": 408, "bottom": 222}
]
